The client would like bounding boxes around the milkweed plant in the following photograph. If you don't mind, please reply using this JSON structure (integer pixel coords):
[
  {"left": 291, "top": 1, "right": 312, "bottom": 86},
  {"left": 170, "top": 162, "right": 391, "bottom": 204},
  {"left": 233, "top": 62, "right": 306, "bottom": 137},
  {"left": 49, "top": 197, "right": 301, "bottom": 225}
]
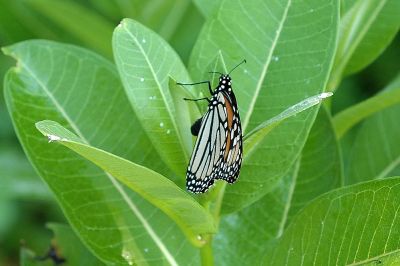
[{"left": 2, "top": 0, "right": 400, "bottom": 265}]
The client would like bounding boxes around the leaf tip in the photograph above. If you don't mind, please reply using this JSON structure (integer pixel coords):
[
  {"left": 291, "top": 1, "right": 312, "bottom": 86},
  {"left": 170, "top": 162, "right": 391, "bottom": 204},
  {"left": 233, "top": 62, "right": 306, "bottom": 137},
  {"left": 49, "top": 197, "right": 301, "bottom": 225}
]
[
  {"left": 47, "top": 134, "right": 62, "bottom": 143},
  {"left": 318, "top": 92, "right": 333, "bottom": 99},
  {"left": 1, "top": 46, "right": 10, "bottom": 56}
]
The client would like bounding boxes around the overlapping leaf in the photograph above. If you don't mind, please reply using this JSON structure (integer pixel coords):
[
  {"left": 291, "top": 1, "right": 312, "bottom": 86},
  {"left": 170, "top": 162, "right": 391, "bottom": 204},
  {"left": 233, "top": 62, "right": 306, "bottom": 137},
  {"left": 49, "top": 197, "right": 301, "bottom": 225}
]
[
  {"left": 113, "top": 18, "right": 193, "bottom": 176},
  {"left": 268, "top": 177, "right": 400, "bottom": 265},
  {"left": 213, "top": 107, "right": 342, "bottom": 265},
  {"left": 190, "top": 0, "right": 339, "bottom": 213},
  {"left": 36, "top": 120, "right": 216, "bottom": 242},
  {"left": 3, "top": 40, "right": 198, "bottom": 265},
  {"left": 328, "top": 0, "right": 400, "bottom": 90},
  {"left": 27, "top": 0, "right": 114, "bottom": 58}
]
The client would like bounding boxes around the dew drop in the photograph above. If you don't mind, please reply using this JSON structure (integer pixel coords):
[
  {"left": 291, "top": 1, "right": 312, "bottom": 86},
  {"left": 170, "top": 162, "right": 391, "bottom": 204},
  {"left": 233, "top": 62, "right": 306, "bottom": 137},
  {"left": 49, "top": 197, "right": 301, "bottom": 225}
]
[
  {"left": 272, "top": 56, "right": 279, "bottom": 62},
  {"left": 166, "top": 129, "right": 171, "bottom": 134},
  {"left": 144, "top": 248, "right": 149, "bottom": 253},
  {"left": 140, "top": 77, "right": 144, "bottom": 82},
  {"left": 197, "top": 235, "right": 202, "bottom": 241},
  {"left": 121, "top": 251, "right": 133, "bottom": 265},
  {"left": 47, "top": 134, "right": 61, "bottom": 143},
  {"left": 243, "top": 69, "right": 248, "bottom": 74},
  {"left": 142, "top": 38, "right": 146, "bottom": 43},
  {"left": 310, "top": 9, "right": 314, "bottom": 12},
  {"left": 160, "top": 122, "right": 164, "bottom": 128}
]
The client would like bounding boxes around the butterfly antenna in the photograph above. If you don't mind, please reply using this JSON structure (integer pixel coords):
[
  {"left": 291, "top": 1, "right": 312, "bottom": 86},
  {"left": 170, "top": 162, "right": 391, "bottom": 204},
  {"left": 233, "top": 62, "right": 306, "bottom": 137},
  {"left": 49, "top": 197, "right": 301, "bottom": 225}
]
[
  {"left": 228, "top": 59, "right": 247, "bottom": 75},
  {"left": 208, "top": 71, "right": 224, "bottom": 75}
]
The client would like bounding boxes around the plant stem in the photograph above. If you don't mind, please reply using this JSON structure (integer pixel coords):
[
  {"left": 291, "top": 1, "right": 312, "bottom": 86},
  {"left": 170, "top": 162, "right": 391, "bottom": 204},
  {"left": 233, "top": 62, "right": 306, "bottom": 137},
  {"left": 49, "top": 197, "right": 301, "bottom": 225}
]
[
  {"left": 200, "top": 235, "right": 214, "bottom": 266},
  {"left": 198, "top": 182, "right": 226, "bottom": 266}
]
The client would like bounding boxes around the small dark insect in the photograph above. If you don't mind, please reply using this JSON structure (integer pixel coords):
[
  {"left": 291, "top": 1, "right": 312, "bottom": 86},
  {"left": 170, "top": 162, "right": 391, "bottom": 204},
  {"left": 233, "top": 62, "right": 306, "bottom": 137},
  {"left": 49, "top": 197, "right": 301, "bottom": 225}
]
[
  {"left": 36, "top": 245, "right": 66, "bottom": 265},
  {"left": 178, "top": 60, "right": 246, "bottom": 193}
]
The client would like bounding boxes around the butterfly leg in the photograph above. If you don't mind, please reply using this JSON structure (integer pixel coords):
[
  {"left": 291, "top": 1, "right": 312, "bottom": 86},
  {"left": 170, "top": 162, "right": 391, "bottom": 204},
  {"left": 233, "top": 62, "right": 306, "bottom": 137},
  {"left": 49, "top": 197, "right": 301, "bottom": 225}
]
[{"left": 177, "top": 81, "right": 212, "bottom": 94}]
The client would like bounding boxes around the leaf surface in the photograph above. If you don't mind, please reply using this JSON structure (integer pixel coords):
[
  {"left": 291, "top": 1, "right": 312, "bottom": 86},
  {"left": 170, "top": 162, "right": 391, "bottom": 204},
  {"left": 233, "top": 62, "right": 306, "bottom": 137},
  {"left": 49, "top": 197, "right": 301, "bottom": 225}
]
[
  {"left": 214, "top": 107, "right": 342, "bottom": 265},
  {"left": 333, "top": 84, "right": 400, "bottom": 138},
  {"left": 268, "top": 177, "right": 400, "bottom": 265},
  {"left": 4, "top": 40, "right": 198, "bottom": 265},
  {"left": 190, "top": 0, "right": 339, "bottom": 213},
  {"left": 36, "top": 120, "right": 216, "bottom": 242},
  {"left": 113, "top": 18, "right": 192, "bottom": 176},
  {"left": 328, "top": 0, "right": 400, "bottom": 90},
  {"left": 27, "top": 0, "right": 114, "bottom": 58}
]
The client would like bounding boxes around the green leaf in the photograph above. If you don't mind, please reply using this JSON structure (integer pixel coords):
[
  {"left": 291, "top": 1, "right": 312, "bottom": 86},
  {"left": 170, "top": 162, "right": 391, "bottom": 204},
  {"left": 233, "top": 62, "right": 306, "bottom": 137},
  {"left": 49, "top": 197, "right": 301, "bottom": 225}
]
[
  {"left": 333, "top": 73, "right": 400, "bottom": 138},
  {"left": 190, "top": 0, "right": 339, "bottom": 213},
  {"left": 113, "top": 18, "right": 192, "bottom": 176},
  {"left": 285, "top": 107, "right": 342, "bottom": 223},
  {"left": 36, "top": 120, "right": 216, "bottom": 243},
  {"left": 343, "top": 0, "right": 400, "bottom": 76},
  {"left": 213, "top": 107, "right": 342, "bottom": 265},
  {"left": 328, "top": 0, "right": 400, "bottom": 91},
  {"left": 168, "top": 77, "right": 202, "bottom": 158},
  {"left": 4, "top": 40, "right": 198, "bottom": 265},
  {"left": 192, "top": 0, "right": 221, "bottom": 18},
  {"left": 268, "top": 177, "right": 400, "bottom": 265},
  {"left": 244, "top": 92, "right": 333, "bottom": 156},
  {"left": 47, "top": 223, "right": 105, "bottom": 265},
  {"left": 27, "top": 0, "right": 114, "bottom": 58},
  {"left": 347, "top": 104, "right": 400, "bottom": 185}
]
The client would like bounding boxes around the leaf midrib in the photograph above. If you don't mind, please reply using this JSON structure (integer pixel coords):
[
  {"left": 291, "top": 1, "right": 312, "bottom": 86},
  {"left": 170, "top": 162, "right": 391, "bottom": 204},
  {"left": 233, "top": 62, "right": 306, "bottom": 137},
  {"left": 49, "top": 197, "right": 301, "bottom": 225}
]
[
  {"left": 242, "top": 0, "right": 292, "bottom": 132},
  {"left": 19, "top": 60, "right": 178, "bottom": 266},
  {"left": 121, "top": 22, "right": 189, "bottom": 163},
  {"left": 276, "top": 158, "right": 300, "bottom": 238}
]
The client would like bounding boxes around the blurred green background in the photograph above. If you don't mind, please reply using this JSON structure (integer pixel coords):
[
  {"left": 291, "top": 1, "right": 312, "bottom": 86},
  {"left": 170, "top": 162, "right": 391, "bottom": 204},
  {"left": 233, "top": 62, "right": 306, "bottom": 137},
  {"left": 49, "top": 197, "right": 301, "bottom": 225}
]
[{"left": 0, "top": 0, "right": 398, "bottom": 265}]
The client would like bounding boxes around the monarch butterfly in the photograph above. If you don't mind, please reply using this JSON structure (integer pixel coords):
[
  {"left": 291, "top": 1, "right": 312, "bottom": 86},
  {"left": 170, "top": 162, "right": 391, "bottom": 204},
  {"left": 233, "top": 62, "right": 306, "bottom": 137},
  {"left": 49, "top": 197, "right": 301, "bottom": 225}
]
[{"left": 178, "top": 60, "right": 246, "bottom": 193}]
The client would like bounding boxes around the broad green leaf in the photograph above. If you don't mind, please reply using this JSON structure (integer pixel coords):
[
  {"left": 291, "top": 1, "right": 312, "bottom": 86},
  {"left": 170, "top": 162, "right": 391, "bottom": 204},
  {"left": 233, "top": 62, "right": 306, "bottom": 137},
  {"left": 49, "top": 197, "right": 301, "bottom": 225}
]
[
  {"left": 347, "top": 104, "right": 400, "bottom": 184},
  {"left": 345, "top": 74, "right": 400, "bottom": 185},
  {"left": 333, "top": 73, "right": 400, "bottom": 138},
  {"left": 113, "top": 18, "right": 192, "bottom": 176},
  {"left": 47, "top": 223, "right": 105, "bottom": 265},
  {"left": 168, "top": 3, "right": 205, "bottom": 64},
  {"left": 132, "top": 0, "right": 192, "bottom": 42},
  {"left": 190, "top": 0, "right": 339, "bottom": 213},
  {"left": 285, "top": 107, "right": 342, "bottom": 223},
  {"left": 36, "top": 120, "right": 216, "bottom": 243},
  {"left": 342, "top": 0, "right": 400, "bottom": 76},
  {"left": 328, "top": 0, "right": 400, "bottom": 91},
  {"left": 213, "top": 107, "right": 342, "bottom": 265},
  {"left": 360, "top": 251, "right": 400, "bottom": 265},
  {"left": 192, "top": 0, "right": 221, "bottom": 18},
  {"left": 27, "top": 0, "right": 114, "bottom": 58},
  {"left": 0, "top": 1, "right": 57, "bottom": 44},
  {"left": 244, "top": 92, "right": 333, "bottom": 156},
  {"left": 4, "top": 40, "right": 198, "bottom": 265},
  {"left": 267, "top": 177, "right": 400, "bottom": 265},
  {"left": 168, "top": 77, "right": 202, "bottom": 159},
  {"left": 214, "top": 169, "right": 294, "bottom": 266},
  {"left": 87, "top": 0, "right": 133, "bottom": 20}
]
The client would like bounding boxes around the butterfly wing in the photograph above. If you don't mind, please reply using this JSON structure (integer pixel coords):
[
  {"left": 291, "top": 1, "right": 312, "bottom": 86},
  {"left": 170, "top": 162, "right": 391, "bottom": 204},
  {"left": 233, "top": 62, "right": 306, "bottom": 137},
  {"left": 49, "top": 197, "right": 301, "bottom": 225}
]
[
  {"left": 186, "top": 89, "right": 243, "bottom": 193},
  {"left": 216, "top": 91, "right": 243, "bottom": 183},
  {"left": 186, "top": 93, "right": 228, "bottom": 193}
]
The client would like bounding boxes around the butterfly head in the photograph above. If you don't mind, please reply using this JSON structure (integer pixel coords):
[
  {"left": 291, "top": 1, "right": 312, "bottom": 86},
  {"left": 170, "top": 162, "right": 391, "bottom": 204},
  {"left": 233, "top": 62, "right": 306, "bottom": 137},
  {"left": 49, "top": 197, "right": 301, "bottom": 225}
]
[{"left": 217, "top": 74, "right": 232, "bottom": 92}]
